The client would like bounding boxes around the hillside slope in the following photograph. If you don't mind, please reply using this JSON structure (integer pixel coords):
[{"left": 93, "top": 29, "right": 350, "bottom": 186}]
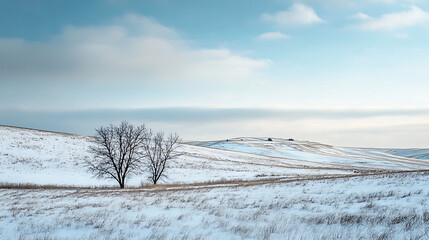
[{"left": 1, "top": 126, "right": 428, "bottom": 187}]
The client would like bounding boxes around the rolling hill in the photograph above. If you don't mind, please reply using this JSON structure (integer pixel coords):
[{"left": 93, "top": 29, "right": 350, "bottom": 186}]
[{"left": 1, "top": 125, "right": 429, "bottom": 187}]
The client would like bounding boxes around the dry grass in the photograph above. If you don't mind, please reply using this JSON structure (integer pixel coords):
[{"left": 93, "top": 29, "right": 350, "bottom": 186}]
[
  {"left": 0, "top": 182, "right": 114, "bottom": 190},
  {"left": 0, "top": 124, "right": 89, "bottom": 138},
  {"left": 2, "top": 169, "right": 428, "bottom": 193},
  {"left": 2, "top": 171, "right": 429, "bottom": 239}
]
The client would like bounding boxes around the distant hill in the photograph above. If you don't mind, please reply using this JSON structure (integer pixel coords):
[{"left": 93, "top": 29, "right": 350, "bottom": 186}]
[{"left": 1, "top": 125, "right": 429, "bottom": 187}]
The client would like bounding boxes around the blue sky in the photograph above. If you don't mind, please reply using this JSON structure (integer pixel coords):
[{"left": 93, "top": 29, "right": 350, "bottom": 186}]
[{"left": 1, "top": 0, "right": 429, "bottom": 147}]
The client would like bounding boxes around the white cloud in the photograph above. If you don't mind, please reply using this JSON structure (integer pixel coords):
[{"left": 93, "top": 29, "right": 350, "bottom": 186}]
[
  {"left": 367, "top": 0, "right": 396, "bottom": 3},
  {"left": 367, "top": 0, "right": 422, "bottom": 3},
  {"left": 356, "top": 6, "right": 429, "bottom": 30},
  {"left": 257, "top": 32, "right": 290, "bottom": 41},
  {"left": 296, "top": 0, "right": 422, "bottom": 6},
  {"left": 261, "top": 3, "right": 323, "bottom": 26},
  {"left": 0, "top": 14, "right": 269, "bottom": 84},
  {"left": 352, "top": 12, "right": 374, "bottom": 20}
]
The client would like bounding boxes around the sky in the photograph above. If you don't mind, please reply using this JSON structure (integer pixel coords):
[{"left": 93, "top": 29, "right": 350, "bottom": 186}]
[{"left": 1, "top": 0, "right": 429, "bottom": 147}]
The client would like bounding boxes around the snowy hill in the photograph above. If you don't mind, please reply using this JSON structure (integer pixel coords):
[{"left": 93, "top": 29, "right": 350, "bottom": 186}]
[
  {"left": 1, "top": 125, "right": 429, "bottom": 187},
  {"left": 195, "top": 137, "right": 429, "bottom": 170},
  {"left": 1, "top": 125, "right": 429, "bottom": 239}
]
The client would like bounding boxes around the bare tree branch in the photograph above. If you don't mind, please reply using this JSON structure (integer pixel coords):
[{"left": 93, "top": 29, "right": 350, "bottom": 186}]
[
  {"left": 143, "top": 131, "right": 181, "bottom": 184},
  {"left": 87, "top": 121, "right": 147, "bottom": 188}
]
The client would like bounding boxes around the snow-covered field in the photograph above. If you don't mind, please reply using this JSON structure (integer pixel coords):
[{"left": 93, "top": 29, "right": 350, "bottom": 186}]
[
  {"left": 1, "top": 125, "right": 429, "bottom": 239},
  {"left": 1, "top": 172, "right": 428, "bottom": 239}
]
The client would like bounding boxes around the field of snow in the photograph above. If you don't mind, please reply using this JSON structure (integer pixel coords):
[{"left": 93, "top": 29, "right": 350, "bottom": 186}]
[
  {"left": 1, "top": 171, "right": 428, "bottom": 239},
  {"left": 1, "top": 125, "right": 429, "bottom": 239},
  {"left": 1, "top": 126, "right": 429, "bottom": 187}
]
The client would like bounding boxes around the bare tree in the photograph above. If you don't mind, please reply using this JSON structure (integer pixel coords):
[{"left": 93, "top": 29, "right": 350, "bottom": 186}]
[
  {"left": 144, "top": 131, "right": 181, "bottom": 184},
  {"left": 88, "top": 121, "right": 147, "bottom": 188}
]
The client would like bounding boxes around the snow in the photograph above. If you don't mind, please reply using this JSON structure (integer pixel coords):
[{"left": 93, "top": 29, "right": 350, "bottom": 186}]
[
  {"left": 375, "top": 148, "right": 429, "bottom": 160},
  {"left": 0, "top": 172, "right": 428, "bottom": 239},
  {"left": 196, "top": 137, "right": 429, "bottom": 170},
  {"left": 1, "top": 126, "right": 429, "bottom": 239},
  {"left": 1, "top": 126, "right": 429, "bottom": 187}
]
